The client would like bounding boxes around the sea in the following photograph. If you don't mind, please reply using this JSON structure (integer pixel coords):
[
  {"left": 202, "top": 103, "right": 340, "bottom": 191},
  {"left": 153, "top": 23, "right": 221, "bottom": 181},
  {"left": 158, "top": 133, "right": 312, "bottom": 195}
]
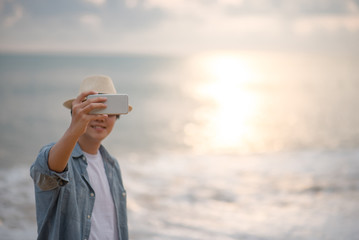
[{"left": 0, "top": 51, "right": 359, "bottom": 240}]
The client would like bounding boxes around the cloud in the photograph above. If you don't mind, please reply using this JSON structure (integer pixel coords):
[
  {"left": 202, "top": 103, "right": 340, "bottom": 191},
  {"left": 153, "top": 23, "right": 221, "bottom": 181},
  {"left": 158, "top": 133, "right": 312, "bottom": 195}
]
[
  {"left": 141, "top": 0, "right": 359, "bottom": 16},
  {"left": 124, "top": 0, "right": 139, "bottom": 8},
  {"left": 137, "top": 0, "right": 359, "bottom": 38},
  {"left": 82, "top": 0, "right": 106, "bottom": 7},
  {"left": 1, "top": 1, "right": 23, "bottom": 28},
  {"left": 1, "top": 0, "right": 359, "bottom": 54},
  {"left": 293, "top": 15, "right": 359, "bottom": 35},
  {"left": 79, "top": 14, "right": 102, "bottom": 29},
  {"left": 346, "top": 0, "right": 359, "bottom": 13}
]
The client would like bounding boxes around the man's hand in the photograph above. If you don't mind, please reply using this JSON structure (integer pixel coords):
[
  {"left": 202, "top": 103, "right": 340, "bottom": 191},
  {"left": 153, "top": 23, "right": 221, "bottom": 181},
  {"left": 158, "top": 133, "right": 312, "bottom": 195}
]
[
  {"left": 48, "top": 91, "right": 108, "bottom": 173},
  {"left": 69, "top": 91, "right": 108, "bottom": 138}
]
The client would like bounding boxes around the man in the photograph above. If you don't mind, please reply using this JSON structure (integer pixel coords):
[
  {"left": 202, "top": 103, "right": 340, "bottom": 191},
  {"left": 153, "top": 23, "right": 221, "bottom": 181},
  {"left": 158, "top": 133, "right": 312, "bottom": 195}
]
[{"left": 30, "top": 75, "right": 131, "bottom": 240}]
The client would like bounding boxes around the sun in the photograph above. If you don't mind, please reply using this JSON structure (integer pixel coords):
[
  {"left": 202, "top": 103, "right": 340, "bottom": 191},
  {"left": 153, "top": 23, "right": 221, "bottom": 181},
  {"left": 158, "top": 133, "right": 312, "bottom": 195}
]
[{"left": 186, "top": 53, "right": 260, "bottom": 154}]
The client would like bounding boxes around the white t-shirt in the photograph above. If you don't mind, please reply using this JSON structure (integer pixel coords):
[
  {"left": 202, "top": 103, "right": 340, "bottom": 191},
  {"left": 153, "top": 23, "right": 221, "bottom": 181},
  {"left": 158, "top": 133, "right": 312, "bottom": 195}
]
[{"left": 84, "top": 151, "right": 119, "bottom": 240}]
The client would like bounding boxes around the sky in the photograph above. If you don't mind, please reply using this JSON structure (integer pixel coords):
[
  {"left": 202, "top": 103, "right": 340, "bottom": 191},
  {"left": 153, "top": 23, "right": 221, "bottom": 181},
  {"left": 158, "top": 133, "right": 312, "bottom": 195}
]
[{"left": 0, "top": 0, "right": 359, "bottom": 55}]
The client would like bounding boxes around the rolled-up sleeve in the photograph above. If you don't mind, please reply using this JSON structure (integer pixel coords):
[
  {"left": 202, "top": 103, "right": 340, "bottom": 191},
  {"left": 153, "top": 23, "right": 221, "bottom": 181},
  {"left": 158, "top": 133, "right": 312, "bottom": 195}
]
[{"left": 30, "top": 143, "right": 69, "bottom": 191}]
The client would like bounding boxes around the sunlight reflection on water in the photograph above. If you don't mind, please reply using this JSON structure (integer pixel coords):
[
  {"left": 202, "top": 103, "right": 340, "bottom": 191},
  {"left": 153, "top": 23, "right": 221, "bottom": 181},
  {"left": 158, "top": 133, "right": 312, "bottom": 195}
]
[
  {"left": 184, "top": 53, "right": 261, "bottom": 154},
  {"left": 183, "top": 51, "right": 359, "bottom": 155}
]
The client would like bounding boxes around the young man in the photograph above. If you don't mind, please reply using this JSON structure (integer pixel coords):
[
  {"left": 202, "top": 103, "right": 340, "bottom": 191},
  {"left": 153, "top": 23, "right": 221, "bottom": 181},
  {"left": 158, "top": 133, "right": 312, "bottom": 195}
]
[{"left": 30, "top": 75, "right": 131, "bottom": 240}]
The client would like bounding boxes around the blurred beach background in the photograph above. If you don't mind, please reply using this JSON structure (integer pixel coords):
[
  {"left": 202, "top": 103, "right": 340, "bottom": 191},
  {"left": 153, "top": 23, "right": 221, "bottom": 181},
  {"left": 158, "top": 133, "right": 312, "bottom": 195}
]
[{"left": 1, "top": 1, "right": 359, "bottom": 240}]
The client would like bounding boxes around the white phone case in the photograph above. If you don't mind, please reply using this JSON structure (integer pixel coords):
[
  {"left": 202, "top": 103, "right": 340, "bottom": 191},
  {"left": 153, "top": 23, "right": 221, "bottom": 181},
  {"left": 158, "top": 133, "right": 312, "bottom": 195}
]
[{"left": 87, "top": 94, "right": 129, "bottom": 115}]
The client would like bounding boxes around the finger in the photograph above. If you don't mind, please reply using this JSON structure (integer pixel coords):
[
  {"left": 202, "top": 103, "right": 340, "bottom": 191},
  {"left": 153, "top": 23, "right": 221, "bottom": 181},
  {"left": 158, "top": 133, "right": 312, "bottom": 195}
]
[
  {"left": 81, "top": 95, "right": 108, "bottom": 112},
  {"left": 85, "top": 95, "right": 108, "bottom": 105},
  {"left": 74, "top": 94, "right": 107, "bottom": 113},
  {"left": 72, "top": 91, "right": 98, "bottom": 107},
  {"left": 82, "top": 102, "right": 107, "bottom": 114}
]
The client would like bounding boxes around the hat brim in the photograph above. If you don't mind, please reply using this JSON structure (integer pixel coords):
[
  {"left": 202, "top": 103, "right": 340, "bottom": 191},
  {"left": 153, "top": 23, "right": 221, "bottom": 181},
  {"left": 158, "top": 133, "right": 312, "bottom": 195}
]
[
  {"left": 63, "top": 99, "right": 133, "bottom": 114},
  {"left": 63, "top": 99, "right": 75, "bottom": 109}
]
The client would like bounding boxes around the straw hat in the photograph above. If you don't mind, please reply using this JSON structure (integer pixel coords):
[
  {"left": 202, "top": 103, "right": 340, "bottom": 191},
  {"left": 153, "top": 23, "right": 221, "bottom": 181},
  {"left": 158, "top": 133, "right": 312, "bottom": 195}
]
[{"left": 63, "top": 75, "right": 133, "bottom": 112}]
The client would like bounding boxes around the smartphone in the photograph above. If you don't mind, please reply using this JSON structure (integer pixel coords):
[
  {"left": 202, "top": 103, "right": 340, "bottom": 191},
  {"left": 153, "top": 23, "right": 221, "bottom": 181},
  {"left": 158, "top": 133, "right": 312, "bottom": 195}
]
[{"left": 87, "top": 94, "right": 129, "bottom": 115}]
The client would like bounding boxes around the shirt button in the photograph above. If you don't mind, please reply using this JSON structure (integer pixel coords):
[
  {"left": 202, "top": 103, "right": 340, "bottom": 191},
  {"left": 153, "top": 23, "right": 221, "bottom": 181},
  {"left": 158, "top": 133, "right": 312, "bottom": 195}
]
[
  {"left": 82, "top": 156, "right": 86, "bottom": 161},
  {"left": 90, "top": 193, "right": 94, "bottom": 197},
  {"left": 122, "top": 192, "right": 126, "bottom": 197},
  {"left": 87, "top": 215, "right": 91, "bottom": 219}
]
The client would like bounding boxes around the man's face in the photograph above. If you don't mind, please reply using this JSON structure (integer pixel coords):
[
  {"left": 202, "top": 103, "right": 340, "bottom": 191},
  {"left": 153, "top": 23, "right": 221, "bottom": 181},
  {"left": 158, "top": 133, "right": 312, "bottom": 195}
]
[{"left": 82, "top": 115, "right": 117, "bottom": 142}]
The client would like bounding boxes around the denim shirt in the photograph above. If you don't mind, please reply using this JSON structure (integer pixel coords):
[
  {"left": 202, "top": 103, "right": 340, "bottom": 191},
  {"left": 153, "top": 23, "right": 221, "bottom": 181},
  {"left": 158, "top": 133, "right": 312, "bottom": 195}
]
[{"left": 30, "top": 143, "right": 128, "bottom": 240}]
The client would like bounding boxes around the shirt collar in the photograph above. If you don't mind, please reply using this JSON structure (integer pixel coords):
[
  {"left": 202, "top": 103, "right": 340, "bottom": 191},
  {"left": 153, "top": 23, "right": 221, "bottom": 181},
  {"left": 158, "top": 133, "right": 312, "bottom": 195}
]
[
  {"left": 72, "top": 143, "right": 114, "bottom": 165},
  {"left": 72, "top": 142, "right": 84, "bottom": 159},
  {"left": 99, "top": 145, "right": 115, "bottom": 165}
]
